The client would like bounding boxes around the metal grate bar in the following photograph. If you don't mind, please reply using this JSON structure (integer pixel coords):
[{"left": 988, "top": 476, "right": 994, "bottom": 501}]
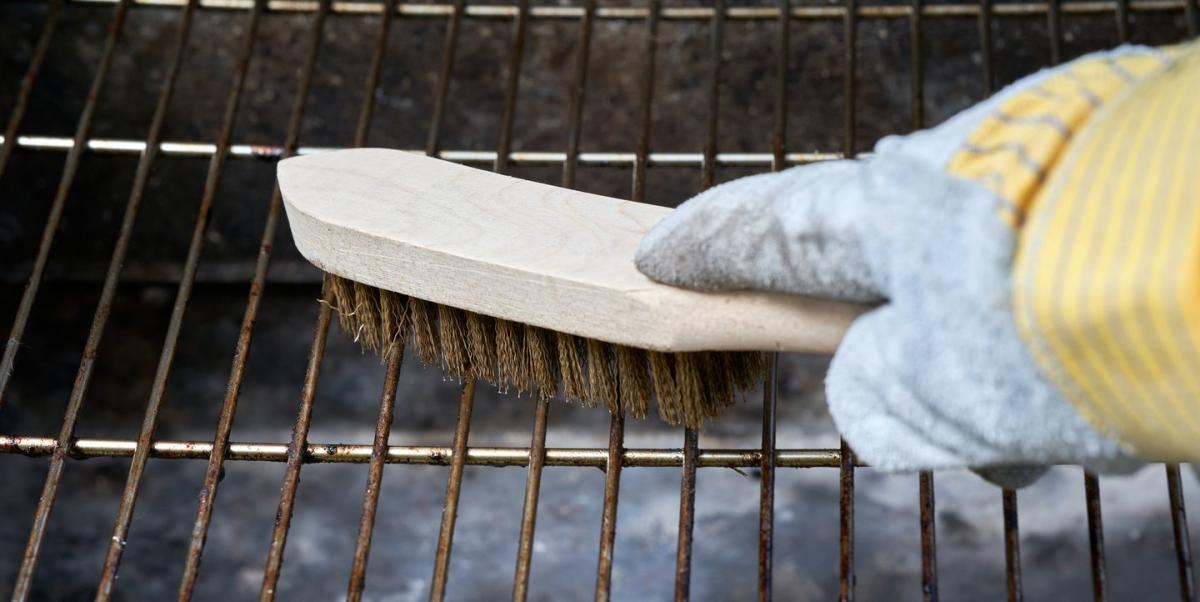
[
  {"left": 593, "top": 411, "right": 625, "bottom": 601},
  {"left": 910, "top": 0, "right": 924, "bottom": 130},
  {"left": 979, "top": 0, "right": 994, "bottom": 95},
  {"left": 343, "top": 4, "right": 402, "bottom": 599},
  {"left": 838, "top": 439, "right": 856, "bottom": 601},
  {"left": 513, "top": 3, "right": 595, "bottom": 598},
  {"left": 838, "top": 1, "right": 859, "bottom": 598},
  {"left": 7, "top": 1, "right": 132, "bottom": 598},
  {"left": 0, "top": 0, "right": 61, "bottom": 182},
  {"left": 0, "top": 0, "right": 128, "bottom": 408},
  {"left": 430, "top": 380, "right": 476, "bottom": 601},
  {"left": 674, "top": 427, "right": 700, "bottom": 602},
  {"left": 674, "top": 4, "right": 726, "bottom": 597},
  {"left": 1188, "top": 0, "right": 1198, "bottom": 36},
  {"left": 493, "top": 0, "right": 528, "bottom": 175},
  {"left": 1115, "top": 0, "right": 1130, "bottom": 40},
  {"left": 171, "top": 0, "right": 283, "bottom": 592},
  {"left": 1165, "top": 464, "right": 1196, "bottom": 601},
  {"left": 1003, "top": 488, "right": 1023, "bottom": 602},
  {"left": 0, "top": 436, "right": 848, "bottom": 466},
  {"left": 46, "top": 0, "right": 1200, "bottom": 19},
  {"left": 1085, "top": 472, "right": 1108, "bottom": 602},
  {"left": 424, "top": 0, "right": 463, "bottom": 156},
  {"left": 758, "top": 355, "right": 779, "bottom": 601},
  {"left": 347, "top": 351, "right": 404, "bottom": 601},
  {"left": 512, "top": 397, "right": 551, "bottom": 601},
  {"left": 258, "top": 286, "right": 334, "bottom": 600},
  {"left": 759, "top": 4, "right": 789, "bottom": 596},
  {"left": 89, "top": 2, "right": 199, "bottom": 598},
  {"left": 1048, "top": 0, "right": 1063, "bottom": 64},
  {"left": 261, "top": 0, "right": 395, "bottom": 594},
  {"left": 919, "top": 473, "right": 938, "bottom": 601},
  {"left": 0, "top": 135, "right": 848, "bottom": 167}
]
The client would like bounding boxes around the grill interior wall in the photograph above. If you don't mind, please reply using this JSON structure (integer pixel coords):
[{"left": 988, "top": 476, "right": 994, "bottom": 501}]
[{"left": 0, "top": 1, "right": 1198, "bottom": 600}]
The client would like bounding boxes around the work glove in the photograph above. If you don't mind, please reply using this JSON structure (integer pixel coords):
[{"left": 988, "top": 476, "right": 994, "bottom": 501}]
[{"left": 635, "top": 42, "right": 1200, "bottom": 487}]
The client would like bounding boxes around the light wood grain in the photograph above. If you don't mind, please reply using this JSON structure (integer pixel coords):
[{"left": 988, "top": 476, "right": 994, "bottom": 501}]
[{"left": 279, "top": 148, "right": 864, "bottom": 353}]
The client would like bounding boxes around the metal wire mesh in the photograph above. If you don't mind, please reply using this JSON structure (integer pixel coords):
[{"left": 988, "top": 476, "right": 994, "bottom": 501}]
[{"left": 0, "top": 0, "right": 1197, "bottom": 600}]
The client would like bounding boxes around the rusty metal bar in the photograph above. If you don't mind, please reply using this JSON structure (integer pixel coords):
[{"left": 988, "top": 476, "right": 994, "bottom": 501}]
[
  {"left": 493, "top": 0, "right": 528, "bottom": 175},
  {"left": 593, "top": 411, "right": 624, "bottom": 601},
  {"left": 512, "top": 397, "right": 551, "bottom": 602},
  {"left": 346, "top": 350, "right": 405, "bottom": 601},
  {"left": 1114, "top": 0, "right": 1129, "bottom": 40},
  {"left": 50, "top": 0, "right": 1199, "bottom": 19},
  {"left": 919, "top": 473, "right": 938, "bottom": 601},
  {"left": 1084, "top": 472, "right": 1107, "bottom": 602},
  {"left": 561, "top": 0, "right": 594, "bottom": 191},
  {"left": 1165, "top": 465, "right": 1195, "bottom": 602},
  {"left": 87, "top": 2, "right": 198, "bottom": 598},
  {"left": 430, "top": 379, "right": 477, "bottom": 601},
  {"left": 0, "top": 435, "right": 848, "bottom": 467},
  {"left": 425, "top": 0, "right": 462, "bottom": 156},
  {"left": 351, "top": 0, "right": 397, "bottom": 149},
  {"left": 0, "top": 0, "right": 62, "bottom": 183},
  {"left": 1048, "top": 0, "right": 1062, "bottom": 64},
  {"left": 674, "top": 427, "right": 700, "bottom": 602},
  {"left": 758, "top": 355, "right": 779, "bottom": 602},
  {"left": 513, "top": 3, "right": 595, "bottom": 597},
  {"left": 176, "top": 1, "right": 326, "bottom": 597},
  {"left": 1003, "top": 488, "right": 1023, "bottom": 602},
  {"left": 700, "top": 0, "right": 725, "bottom": 190},
  {"left": 838, "top": 440, "right": 855, "bottom": 602},
  {"left": 258, "top": 285, "right": 333, "bottom": 601},
  {"left": 771, "top": 0, "right": 789, "bottom": 172},
  {"left": 7, "top": 1, "right": 132, "bottom": 598},
  {"left": 979, "top": 0, "right": 994, "bottom": 95},
  {"left": 0, "top": 136, "right": 846, "bottom": 167},
  {"left": 0, "top": 0, "right": 128, "bottom": 409},
  {"left": 630, "top": 0, "right": 659, "bottom": 203},
  {"left": 844, "top": 0, "right": 857, "bottom": 157},
  {"left": 910, "top": 0, "right": 924, "bottom": 129},
  {"left": 261, "top": 1, "right": 392, "bottom": 596}
]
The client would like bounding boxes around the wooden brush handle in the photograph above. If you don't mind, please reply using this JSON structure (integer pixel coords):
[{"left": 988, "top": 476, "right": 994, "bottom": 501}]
[{"left": 278, "top": 148, "right": 865, "bottom": 353}]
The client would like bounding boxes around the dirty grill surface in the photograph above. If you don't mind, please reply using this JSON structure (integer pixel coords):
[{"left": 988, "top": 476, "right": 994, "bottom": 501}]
[{"left": 0, "top": 0, "right": 1197, "bottom": 600}]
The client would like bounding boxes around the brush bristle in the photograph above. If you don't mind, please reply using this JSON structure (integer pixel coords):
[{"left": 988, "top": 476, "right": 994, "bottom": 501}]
[
  {"left": 615, "top": 345, "right": 650, "bottom": 419},
  {"left": 495, "top": 318, "right": 530, "bottom": 394},
  {"left": 325, "top": 275, "right": 769, "bottom": 428},
  {"left": 557, "top": 333, "right": 587, "bottom": 403}
]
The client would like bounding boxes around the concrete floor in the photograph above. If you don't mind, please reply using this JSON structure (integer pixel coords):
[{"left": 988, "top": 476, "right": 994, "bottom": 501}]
[{"left": 1, "top": 1, "right": 1198, "bottom": 600}]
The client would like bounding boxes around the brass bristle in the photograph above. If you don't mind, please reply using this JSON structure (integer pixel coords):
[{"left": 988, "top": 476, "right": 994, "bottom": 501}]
[
  {"left": 674, "top": 353, "right": 704, "bottom": 428},
  {"left": 615, "top": 345, "right": 650, "bottom": 419},
  {"left": 495, "top": 318, "right": 530, "bottom": 394},
  {"left": 352, "top": 281, "right": 383, "bottom": 351},
  {"left": 407, "top": 298, "right": 439, "bottom": 365},
  {"left": 525, "top": 325, "right": 558, "bottom": 399},
  {"left": 465, "top": 312, "right": 497, "bottom": 384},
  {"left": 328, "top": 275, "right": 359, "bottom": 338},
  {"left": 702, "top": 352, "right": 734, "bottom": 419},
  {"left": 379, "top": 291, "right": 410, "bottom": 357},
  {"left": 648, "top": 352, "right": 680, "bottom": 424},
  {"left": 730, "top": 351, "right": 768, "bottom": 391},
  {"left": 585, "top": 340, "right": 617, "bottom": 413},
  {"left": 324, "top": 274, "right": 766, "bottom": 428},
  {"left": 557, "top": 333, "right": 586, "bottom": 403},
  {"left": 437, "top": 305, "right": 470, "bottom": 380}
]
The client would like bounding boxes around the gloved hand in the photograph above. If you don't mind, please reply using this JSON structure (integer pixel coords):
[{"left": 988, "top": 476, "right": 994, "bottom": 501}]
[{"left": 635, "top": 42, "right": 1200, "bottom": 486}]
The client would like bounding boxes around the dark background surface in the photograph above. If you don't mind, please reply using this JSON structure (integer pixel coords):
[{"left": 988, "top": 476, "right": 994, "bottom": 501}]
[{"left": 0, "top": 0, "right": 1198, "bottom": 599}]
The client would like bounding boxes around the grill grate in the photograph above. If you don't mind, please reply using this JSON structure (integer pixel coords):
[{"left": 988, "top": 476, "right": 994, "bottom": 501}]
[{"left": 0, "top": 0, "right": 1197, "bottom": 600}]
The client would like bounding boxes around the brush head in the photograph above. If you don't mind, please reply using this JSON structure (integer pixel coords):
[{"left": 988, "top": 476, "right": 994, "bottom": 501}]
[{"left": 324, "top": 274, "right": 767, "bottom": 428}]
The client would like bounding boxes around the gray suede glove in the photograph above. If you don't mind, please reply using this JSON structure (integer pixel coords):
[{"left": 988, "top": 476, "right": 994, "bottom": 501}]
[{"left": 632, "top": 47, "right": 1174, "bottom": 486}]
